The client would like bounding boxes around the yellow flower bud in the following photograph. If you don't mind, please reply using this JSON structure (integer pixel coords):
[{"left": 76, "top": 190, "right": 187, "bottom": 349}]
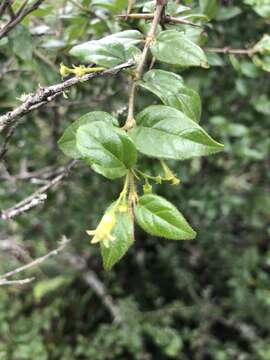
[
  {"left": 143, "top": 182, "right": 152, "bottom": 194},
  {"left": 161, "top": 160, "right": 180, "bottom": 186}
]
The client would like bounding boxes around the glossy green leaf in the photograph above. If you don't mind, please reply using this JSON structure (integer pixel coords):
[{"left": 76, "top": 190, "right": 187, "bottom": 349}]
[
  {"left": 139, "top": 69, "right": 201, "bottom": 122},
  {"left": 150, "top": 30, "right": 208, "bottom": 68},
  {"left": 135, "top": 194, "right": 196, "bottom": 240},
  {"left": 58, "top": 112, "right": 118, "bottom": 159},
  {"left": 101, "top": 205, "right": 134, "bottom": 270},
  {"left": 129, "top": 105, "right": 223, "bottom": 160},
  {"left": 70, "top": 30, "right": 143, "bottom": 67},
  {"left": 76, "top": 122, "right": 137, "bottom": 179}
]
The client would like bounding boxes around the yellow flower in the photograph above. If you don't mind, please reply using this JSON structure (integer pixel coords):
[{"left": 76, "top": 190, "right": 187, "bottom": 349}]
[
  {"left": 73, "top": 64, "right": 85, "bottom": 78},
  {"left": 59, "top": 63, "right": 72, "bottom": 78},
  {"left": 86, "top": 212, "right": 116, "bottom": 248}
]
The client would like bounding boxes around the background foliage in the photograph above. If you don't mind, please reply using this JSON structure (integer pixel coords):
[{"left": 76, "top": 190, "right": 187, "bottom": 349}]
[{"left": 0, "top": 0, "right": 269, "bottom": 359}]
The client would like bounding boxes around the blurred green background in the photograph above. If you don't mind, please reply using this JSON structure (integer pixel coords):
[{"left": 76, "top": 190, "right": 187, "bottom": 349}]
[{"left": 0, "top": 0, "right": 269, "bottom": 359}]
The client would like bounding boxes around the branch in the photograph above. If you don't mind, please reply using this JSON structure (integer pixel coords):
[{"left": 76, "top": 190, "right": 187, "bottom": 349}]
[
  {"left": 117, "top": 13, "right": 202, "bottom": 27},
  {"left": 0, "top": 60, "right": 134, "bottom": 133},
  {"left": 0, "top": 163, "right": 65, "bottom": 181},
  {"left": 0, "top": 238, "right": 33, "bottom": 264},
  {"left": 68, "top": 254, "right": 123, "bottom": 323},
  {"left": 0, "top": 277, "right": 35, "bottom": 285},
  {"left": 1, "top": 160, "right": 77, "bottom": 220},
  {"left": 0, "top": 237, "right": 70, "bottom": 284},
  {"left": 0, "top": 0, "right": 9, "bottom": 19},
  {"left": 124, "top": 0, "right": 168, "bottom": 130},
  {"left": 0, "top": 0, "right": 45, "bottom": 40},
  {"left": 205, "top": 47, "right": 252, "bottom": 55}
]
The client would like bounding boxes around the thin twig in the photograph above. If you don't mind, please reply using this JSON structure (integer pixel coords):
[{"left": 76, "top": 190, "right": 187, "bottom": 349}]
[
  {"left": 0, "top": 237, "right": 70, "bottom": 282},
  {"left": 0, "top": 0, "right": 9, "bottom": 19},
  {"left": 0, "top": 125, "right": 15, "bottom": 160},
  {"left": 0, "top": 60, "right": 134, "bottom": 133},
  {"left": 204, "top": 47, "right": 252, "bottom": 55},
  {"left": 68, "top": 254, "right": 123, "bottom": 323},
  {"left": 117, "top": 13, "right": 201, "bottom": 27},
  {"left": 1, "top": 160, "right": 77, "bottom": 220},
  {"left": 0, "top": 277, "right": 35, "bottom": 285},
  {"left": 124, "top": 0, "right": 168, "bottom": 130},
  {"left": 167, "top": 15, "right": 202, "bottom": 27},
  {"left": 0, "top": 164, "right": 64, "bottom": 181},
  {"left": 0, "top": 0, "right": 45, "bottom": 40},
  {"left": 7, "top": 2, "right": 16, "bottom": 19}
]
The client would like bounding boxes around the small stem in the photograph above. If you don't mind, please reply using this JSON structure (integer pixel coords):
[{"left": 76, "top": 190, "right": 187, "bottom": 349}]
[
  {"left": 166, "top": 15, "right": 202, "bottom": 28},
  {"left": 136, "top": 3, "right": 165, "bottom": 78},
  {"left": 134, "top": 168, "right": 159, "bottom": 182},
  {"left": 128, "top": 171, "right": 138, "bottom": 205},
  {"left": 118, "top": 13, "right": 155, "bottom": 20},
  {"left": 125, "top": 81, "right": 137, "bottom": 129},
  {"left": 205, "top": 47, "right": 252, "bottom": 55},
  {"left": 117, "top": 13, "right": 200, "bottom": 28},
  {"left": 124, "top": 0, "right": 168, "bottom": 130},
  {"left": 113, "top": 173, "right": 130, "bottom": 210}
]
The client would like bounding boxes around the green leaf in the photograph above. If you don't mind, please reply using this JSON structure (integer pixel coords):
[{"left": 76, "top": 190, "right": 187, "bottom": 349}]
[
  {"left": 251, "top": 35, "right": 270, "bottom": 75},
  {"left": 199, "top": 0, "right": 218, "bottom": 19},
  {"left": 135, "top": 194, "right": 196, "bottom": 240},
  {"left": 143, "top": 1, "right": 190, "bottom": 16},
  {"left": 139, "top": 69, "right": 201, "bottom": 122},
  {"left": 76, "top": 122, "right": 137, "bottom": 179},
  {"left": 244, "top": 0, "right": 270, "bottom": 18},
  {"left": 129, "top": 105, "right": 223, "bottom": 160},
  {"left": 58, "top": 111, "right": 118, "bottom": 159},
  {"left": 150, "top": 30, "right": 208, "bottom": 68},
  {"left": 253, "top": 34, "right": 270, "bottom": 56},
  {"left": 101, "top": 205, "right": 134, "bottom": 270},
  {"left": 33, "top": 276, "right": 69, "bottom": 302},
  {"left": 216, "top": 6, "right": 242, "bottom": 21},
  {"left": 252, "top": 55, "right": 270, "bottom": 72},
  {"left": 207, "top": 52, "right": 224, "bottom": 67},
  {"left": 8, "top": 25, "right": 33, "bottom": 61},
  {"left": 70, "top": 30, "right": 143, "bottom": 67},
  {"left": 251, "top": 95, "right": 270, "bottom": 115},
  {"left": 92, "top": 0, "right": 128, "bottom": 13}
]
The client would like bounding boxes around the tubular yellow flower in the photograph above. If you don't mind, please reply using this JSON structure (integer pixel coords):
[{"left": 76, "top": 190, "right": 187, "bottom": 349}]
[
  {"left": 86, "top": 212, "right": 116, "bottom": 248},
  {"left": 73, "top": 65, "right": 85, "bottom": 78},
  {"left": 59, "top": 63, "right": 73, "bottom": 78},
  {"left": 73, "top": 65, "right": 105, "bottom": 78}
]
